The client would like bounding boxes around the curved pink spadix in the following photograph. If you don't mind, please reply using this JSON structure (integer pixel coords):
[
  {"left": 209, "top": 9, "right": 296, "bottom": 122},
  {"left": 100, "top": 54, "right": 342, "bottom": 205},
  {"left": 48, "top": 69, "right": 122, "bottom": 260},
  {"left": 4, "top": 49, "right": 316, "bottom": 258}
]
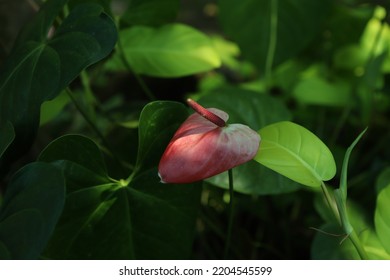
[{"left": 158, "top": 99, "right": 260, "bottom": 184}]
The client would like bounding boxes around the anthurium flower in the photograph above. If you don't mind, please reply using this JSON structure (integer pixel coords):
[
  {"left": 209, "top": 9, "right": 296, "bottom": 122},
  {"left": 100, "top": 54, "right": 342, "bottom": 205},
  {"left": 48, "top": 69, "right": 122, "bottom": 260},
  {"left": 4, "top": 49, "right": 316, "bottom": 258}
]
[{"left": 158, "top": 99, "right": 260, "bottom": 183}]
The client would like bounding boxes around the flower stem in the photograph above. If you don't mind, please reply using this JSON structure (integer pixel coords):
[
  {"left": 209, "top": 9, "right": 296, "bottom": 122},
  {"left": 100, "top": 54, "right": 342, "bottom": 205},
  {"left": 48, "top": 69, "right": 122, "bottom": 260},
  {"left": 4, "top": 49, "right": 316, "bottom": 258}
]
[{"left": 224, "top": 169, "right": 234, "bottom": 259}]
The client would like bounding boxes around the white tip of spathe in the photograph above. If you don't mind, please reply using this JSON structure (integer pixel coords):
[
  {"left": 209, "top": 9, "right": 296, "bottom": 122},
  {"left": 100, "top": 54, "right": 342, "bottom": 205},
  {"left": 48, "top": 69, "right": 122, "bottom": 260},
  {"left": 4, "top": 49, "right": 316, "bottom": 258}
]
[{"left": 157, "top": 172, "right": 166, "bottom": 184}]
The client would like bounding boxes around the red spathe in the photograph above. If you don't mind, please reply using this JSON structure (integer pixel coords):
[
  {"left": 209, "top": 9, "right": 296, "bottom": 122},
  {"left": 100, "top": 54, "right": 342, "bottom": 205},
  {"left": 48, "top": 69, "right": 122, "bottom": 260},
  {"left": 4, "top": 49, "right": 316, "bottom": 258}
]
[{"left": 158, "top": 108, "right": 260, "bottom": 183}]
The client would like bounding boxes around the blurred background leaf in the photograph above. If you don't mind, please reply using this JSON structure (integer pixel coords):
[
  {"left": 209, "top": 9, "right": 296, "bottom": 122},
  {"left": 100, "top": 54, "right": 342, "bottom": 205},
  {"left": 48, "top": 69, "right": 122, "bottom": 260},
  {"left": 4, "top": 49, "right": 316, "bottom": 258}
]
[{"left": 218, "top": 0, "right": 331, "bottom": 71}]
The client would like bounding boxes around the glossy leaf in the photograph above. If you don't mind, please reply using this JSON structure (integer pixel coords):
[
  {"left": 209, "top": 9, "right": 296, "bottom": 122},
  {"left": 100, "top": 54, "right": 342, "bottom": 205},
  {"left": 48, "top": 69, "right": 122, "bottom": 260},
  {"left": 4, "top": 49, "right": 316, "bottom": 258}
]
[
  {"left": 218, "top": 0, "right": 331, "bottom": 70},
  {"left": 255, "top": 121, "right": 336, "bottom": 187},
  {"left": 375, "top": 185, "right": 390, "bottom": 254},
  {"left": 0, "top": 2, "right": 117, "bottom": 164},
  {"left": 39, "top": 134, "right": 110, "bottom": 191},
  {"left": 118, "top": 24, "right": 221, "bottom": 77},
  {"left": 120, "top": 0, "right": 179, "bottom": 27},
  {"left": 196, "top": 87, "right": 300, "bottom": 194},
  {"left": 135, "top": 101, "right": 189, "bottom": 173},
  {"left": 39, "top": 102, "right": 202, "bottom": 259},
  {"left": 0, "top": 162, "right": 65, "bottom": 259}
]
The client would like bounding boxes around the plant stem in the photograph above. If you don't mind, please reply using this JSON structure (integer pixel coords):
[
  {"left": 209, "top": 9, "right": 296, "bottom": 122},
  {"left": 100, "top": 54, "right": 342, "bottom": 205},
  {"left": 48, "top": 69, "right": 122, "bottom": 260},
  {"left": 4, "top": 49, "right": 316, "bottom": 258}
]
[
  {"left": 116, "top": 34, "right": 156, "bottom": 101},
  {"left": 66, "top": 88, "right": 125, "bottom": 173},
  {"left": 349, "top": 230, "right": 369, "bottom": 260},
  {"left": 264, "top": 0, "right": 278, "bottom": 93},
  {"left": 80, "top": 70, "right": 97, "bottom": 106},
  {"left": 321, "top": 184, "right": 369, "bottom": 260},
  {"left": 224, "top": 169, "right": 234, "bottom": 259},
  {"left": 66, "top": 88, "right": 106, "bottom": 143},
  {"left": 320, "top": 182, "right": 340, "bottom": 224}
]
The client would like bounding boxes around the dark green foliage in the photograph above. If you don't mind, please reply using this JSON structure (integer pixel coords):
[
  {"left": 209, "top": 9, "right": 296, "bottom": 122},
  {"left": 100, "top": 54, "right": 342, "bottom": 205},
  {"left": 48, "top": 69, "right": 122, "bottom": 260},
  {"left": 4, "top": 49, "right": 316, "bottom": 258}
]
[{"left": 0, "top": 0, "right": 389, "bottom": 260}]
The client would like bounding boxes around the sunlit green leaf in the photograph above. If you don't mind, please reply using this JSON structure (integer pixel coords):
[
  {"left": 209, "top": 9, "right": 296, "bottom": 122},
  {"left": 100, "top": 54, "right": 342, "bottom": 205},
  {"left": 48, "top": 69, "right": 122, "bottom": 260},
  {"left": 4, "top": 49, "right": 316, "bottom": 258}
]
[
  {"left": 255, "top": 121, "right": 336, "bottom": 187},
  {"left": 117, "top": 24, "right": 221, "bottom": 77},
  {"left": 376, "top": 167, "right": 390, "bottom": 194},
  {"left": 375, "top": 185, "right": 390, "bottom": 254}
]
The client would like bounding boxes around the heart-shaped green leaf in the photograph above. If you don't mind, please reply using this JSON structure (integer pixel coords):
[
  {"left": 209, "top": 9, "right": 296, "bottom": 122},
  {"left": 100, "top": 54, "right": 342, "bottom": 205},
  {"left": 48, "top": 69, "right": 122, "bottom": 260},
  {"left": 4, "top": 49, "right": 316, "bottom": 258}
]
[
  {"left": 114, "top": 23, "right": 221, "bottom": 77},
  {"left": 255, "top": 121, "right": 336, "bottom": 187},
  {"left": 0, "top": 162, "right": 65, "bottom": 259},
  {"left": 0, "top": 2, "right": 117, "bottom": 165},
  {"left": 39, "top": 102, "right": 202, "bottom": 259}
]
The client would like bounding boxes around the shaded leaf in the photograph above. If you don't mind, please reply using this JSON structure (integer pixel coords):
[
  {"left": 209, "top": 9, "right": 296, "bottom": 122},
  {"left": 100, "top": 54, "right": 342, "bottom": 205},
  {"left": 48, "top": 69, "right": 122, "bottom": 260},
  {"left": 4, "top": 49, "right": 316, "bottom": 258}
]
[
  {"left": 197, "top": 87, "right": 291, "bottom": 131},
  {"left": 39, "top": 102, "right": 202, "bottom": 259},
  {"left": 0, "top": 162, "right": 65, "bottom": 259},
  {"left": 207, "top": 161, "right": 300, "bottom": 195},
  {"left": 0, "top": 2, "right": 117, "bottom": 165},
  {"left": 218, "top": 0, "right": 331, "bottom": 70},
  {"left": 135, "top": 101, "right": 189, "bottom": 173},
  {"left": 120, "top": 0, "right": 179, "bottom": 27},
  {"left": 255, "top": 121, "right": 336, "bottom": 187},
  {"left": 39, "top": 134, "right": 108, "bottom": 179},
  {"left": 69, "top": 0, "right": 112, "bottom": 15},
  {"left": 14, "top": 0, "right": 68, "bottom": 45},
  {"left": 0, "top": 121, "right": 14, "bottom": 159}
]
